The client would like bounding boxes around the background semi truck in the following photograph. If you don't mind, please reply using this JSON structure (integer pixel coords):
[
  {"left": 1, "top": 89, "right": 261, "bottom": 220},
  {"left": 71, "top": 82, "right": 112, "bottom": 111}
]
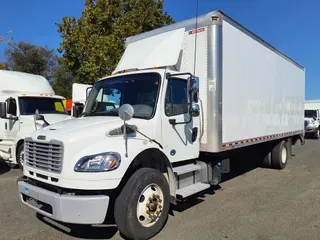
[
  {"left": 304, "top": 100, "right": 320, "bottom": 139},
  {"left": 18, "top": 10, "right": 305, "bottom": 240},
  {"left": 0, "top": 70, "right": 71, "bottom": 170}
]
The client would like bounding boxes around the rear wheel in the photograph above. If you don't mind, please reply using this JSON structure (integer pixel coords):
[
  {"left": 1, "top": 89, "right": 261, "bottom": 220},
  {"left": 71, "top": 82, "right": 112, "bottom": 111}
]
[
  {"left": 17, "top": 143, "right": 24, "bottom": 171},
  {"left": 271, "top": 140, "right": 288, "bottom": 169},
  {"left": 114, "top": 168, "right": 170, "bottom": 240}
]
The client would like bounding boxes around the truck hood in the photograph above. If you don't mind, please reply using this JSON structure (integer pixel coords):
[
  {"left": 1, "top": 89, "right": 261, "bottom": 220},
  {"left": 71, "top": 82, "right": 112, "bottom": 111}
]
[
  {"left": 42, "top": 114, "right": 72, "bottom": 124},
  {"left": 304, "top": 117, "right": 318, "bottom": 128},
  {"left": 304, "top": 117, "right": 316, "bottom": 121},
  {"left": 30, "top": 116, "right": 149, "bottom": 143}
]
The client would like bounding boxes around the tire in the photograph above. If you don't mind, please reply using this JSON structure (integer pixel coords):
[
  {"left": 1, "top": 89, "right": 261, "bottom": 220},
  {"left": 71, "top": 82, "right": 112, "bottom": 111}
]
[
  {"left": 262, "top": 152, "right": 272, "bottom": 168},
  {"left": 17, "top": 143, "right": 24, "bottom": 171},
  {"left": 114, "top": 168, "right": 170, "bottom": 240},
  {"left": 314, "top": 128, "right": 320, "bottom": 139},
  {"left": 271, "top": 140, "right": 288, "bottom": 169}
]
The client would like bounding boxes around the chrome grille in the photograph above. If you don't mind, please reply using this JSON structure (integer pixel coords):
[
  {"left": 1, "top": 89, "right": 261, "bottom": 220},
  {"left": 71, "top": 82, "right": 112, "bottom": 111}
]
[{"left": 25, "top": 138, "right": 63, "bottom": 173}]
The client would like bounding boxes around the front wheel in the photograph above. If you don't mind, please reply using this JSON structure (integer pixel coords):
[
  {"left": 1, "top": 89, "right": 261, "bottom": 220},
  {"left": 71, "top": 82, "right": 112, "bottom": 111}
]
[
  {"left": 114, "top": 168, "right": 170, "bottom": 240},
  {"left": 17, "top": 144, "right": 24, "bottom": 171},
  {"left": 314, "top": 128, "right": 320, "bottom": 139}
]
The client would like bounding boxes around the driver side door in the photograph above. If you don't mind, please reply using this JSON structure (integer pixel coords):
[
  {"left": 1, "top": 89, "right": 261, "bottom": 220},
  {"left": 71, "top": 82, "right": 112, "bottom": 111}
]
[
  {"left": 3, "top": 97, "right": 20, "bottom": 141},
  {"left": 161, "top": 77, "right": 200, "bottom": 163}
]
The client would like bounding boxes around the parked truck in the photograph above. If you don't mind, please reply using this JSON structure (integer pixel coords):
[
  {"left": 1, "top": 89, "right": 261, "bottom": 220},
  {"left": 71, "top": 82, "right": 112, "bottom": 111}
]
[
  {"left": 0, "top": 70, "right": 71, "bottom": 170},
  {"left": 304, "top": 100, "right": 320, "bottom": 139},
  {"left": 70, "top": 83, "right": 92, "bottom": 117},
  {"left": 17, "top": 11, "right": 305, "bottom": 240}
]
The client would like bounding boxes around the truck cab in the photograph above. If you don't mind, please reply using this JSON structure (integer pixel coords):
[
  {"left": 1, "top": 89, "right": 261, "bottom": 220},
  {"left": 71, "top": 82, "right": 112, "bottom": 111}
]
[
  {"left": 0, "top": 70, "right": 71, "bottom": 169},
  {"left": 304, "top": 109, "right": 320, "bottom": 139}
]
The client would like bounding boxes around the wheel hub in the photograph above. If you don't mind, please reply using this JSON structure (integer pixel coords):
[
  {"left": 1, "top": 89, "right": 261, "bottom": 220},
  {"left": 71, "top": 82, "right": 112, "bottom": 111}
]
[
  {"left": 146, "top": 194, "right": 162, "bottom": 217},
  {"left": 281, "top": 146, "right": 287, "bottom": 164},
  {"left": 137, "top": 184, "right": 164, "bottom": 227}
]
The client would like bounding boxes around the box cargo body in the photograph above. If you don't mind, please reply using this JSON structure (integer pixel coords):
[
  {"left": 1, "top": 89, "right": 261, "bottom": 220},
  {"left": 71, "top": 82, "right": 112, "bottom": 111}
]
[{"left": 118, "top": 11, "right": 306, "bottom": 153}]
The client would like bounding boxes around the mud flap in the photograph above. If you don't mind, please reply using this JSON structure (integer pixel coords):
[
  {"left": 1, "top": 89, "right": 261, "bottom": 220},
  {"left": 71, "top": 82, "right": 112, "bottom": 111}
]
[{"left": 299, "top": 134, "right": 305, "bottom": 145}]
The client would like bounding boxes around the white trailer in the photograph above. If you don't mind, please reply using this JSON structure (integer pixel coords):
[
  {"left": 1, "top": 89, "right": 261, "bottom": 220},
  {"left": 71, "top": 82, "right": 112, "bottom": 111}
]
[
  {"left": 18, "top": 10, "right": 305, "bottom": 240},
  {"left": 304, "top": 100, "right": 320, "bottom": 138},
  {"left": 71, "top": 83, "right": 92, "bottom": 117},
  {"left": 0, "top": 70, "right": 71, "bottom": 169}
]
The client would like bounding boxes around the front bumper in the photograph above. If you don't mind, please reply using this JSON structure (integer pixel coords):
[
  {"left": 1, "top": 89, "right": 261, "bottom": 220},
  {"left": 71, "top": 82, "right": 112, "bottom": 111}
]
[
  {"left": 305, "top": 127, "right": 318, "bottom": 134},
  {"left": 17, "top": 179, "right": 109, "bottom": 224}
]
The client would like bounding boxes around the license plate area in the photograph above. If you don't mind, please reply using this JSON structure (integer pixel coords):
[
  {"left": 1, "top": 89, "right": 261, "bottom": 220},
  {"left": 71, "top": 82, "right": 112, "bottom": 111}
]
[{"left": 22, "top": 194, "right": 53, "bottom": 214}]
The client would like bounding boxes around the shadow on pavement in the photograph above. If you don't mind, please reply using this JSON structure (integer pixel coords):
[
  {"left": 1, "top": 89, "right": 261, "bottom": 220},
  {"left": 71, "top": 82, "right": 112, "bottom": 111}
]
[
  {"left": 36, "top": 213, "right": 118, "bottom": 239},
  {"left": 171, "top": 148, "right": 263, "bottom": 214},
  {"left": 222, "top": 149, "right": 261, "bottom": 182},
  {"left": 0, "top": 161, "right": 11, "bottom": 175}
]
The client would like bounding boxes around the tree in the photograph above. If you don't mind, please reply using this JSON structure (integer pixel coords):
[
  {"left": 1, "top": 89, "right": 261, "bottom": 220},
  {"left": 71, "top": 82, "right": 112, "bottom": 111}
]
[
  {"left": 0, "top": 30, "right": 13, "bottom": 44},
  {"left": 51, "top": 63, "right": 76, "bottom": 99},
  {"left": 57, "top": 0, "right": 174, "bottom": 84},
  {"left": 0, "top": 62, "right": 9, "bottom": 70},
  {"left": 5, "top": 41, "right": 57, "bottom": 79}
]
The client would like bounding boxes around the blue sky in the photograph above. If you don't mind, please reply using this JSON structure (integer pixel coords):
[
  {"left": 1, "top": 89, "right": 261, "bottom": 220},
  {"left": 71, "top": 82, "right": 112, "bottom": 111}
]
[{"left": 0, "top": 0, "right": 319, "bottom": 99}]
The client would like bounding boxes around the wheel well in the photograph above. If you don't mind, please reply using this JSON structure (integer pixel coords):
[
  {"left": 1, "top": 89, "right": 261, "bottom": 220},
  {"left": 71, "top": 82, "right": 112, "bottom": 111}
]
[
  {"left": 118, "top": 148, "right": 176, "bottom": 201},
  {"left": 16, "top": 139, "right": 24, "bottom": 158}
]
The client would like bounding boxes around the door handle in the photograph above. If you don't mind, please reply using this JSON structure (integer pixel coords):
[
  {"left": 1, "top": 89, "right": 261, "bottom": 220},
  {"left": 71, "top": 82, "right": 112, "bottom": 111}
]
[{"left": 192, "top": 127, "right": 198, "bottom": 142}]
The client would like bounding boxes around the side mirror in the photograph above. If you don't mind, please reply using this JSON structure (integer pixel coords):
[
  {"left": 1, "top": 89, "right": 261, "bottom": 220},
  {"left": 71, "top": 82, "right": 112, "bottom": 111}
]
[
  {"left": 0, "top": 102, "right": 7, "bottom": 119},
  {"left": 118, "top": 104, "right": 134, "bottom": 122},
  {"left": 191, "top": 104, "right": 200, "bottom": 117},
  {"left": 192, "top": 77, "right": 199, "bottom": 103},
  {"left": 72, "top": 103, "right": 84, "bottom": 118}
]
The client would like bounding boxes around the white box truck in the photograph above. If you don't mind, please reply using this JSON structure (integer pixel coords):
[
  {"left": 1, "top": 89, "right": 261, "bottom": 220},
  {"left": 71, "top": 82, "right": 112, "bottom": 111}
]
[
  {"left": 304, "top": 100, "right": 320, "bottom": 138},
  {"left": 18, "top": 11, "right": 305, "bottom": 240},
  {"left": 0, "top": 70, "right": 71, "bottom": 170}
]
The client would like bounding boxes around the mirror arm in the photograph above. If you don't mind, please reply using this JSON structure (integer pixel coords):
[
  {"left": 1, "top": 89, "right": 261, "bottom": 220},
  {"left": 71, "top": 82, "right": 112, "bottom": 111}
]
[
  {"left": 43, "top": 119, "right": 50, "bottom": 126},
  {"left": 2, "top": 116, "right": 18, "bottom": 120},
  {"left": 166, "top": 72, "right": 194, "bottom": 80},
  {"left": 169, "top": 114, "right": 192, "bottom": 126},
  {"left": 125, "top": 124, "right": 163, "bottom": 149}
]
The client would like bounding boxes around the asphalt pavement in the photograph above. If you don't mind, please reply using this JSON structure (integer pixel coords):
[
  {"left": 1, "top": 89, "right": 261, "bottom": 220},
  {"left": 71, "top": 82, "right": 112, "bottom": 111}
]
[{"left": 1, "top": 139, "right": 320, "bottom": 240}]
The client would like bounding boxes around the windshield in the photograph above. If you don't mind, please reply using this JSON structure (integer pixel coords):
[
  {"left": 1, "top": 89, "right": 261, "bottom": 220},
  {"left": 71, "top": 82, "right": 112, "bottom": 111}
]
[
  {"left": 83, "top": 73, "right": 161, "bottom": 119},
  {"left": 18, "top": 97, "right": 67, "bottom": 115},
  {"left": 305, "top": 110, "right": 317, "bottom": 118}
]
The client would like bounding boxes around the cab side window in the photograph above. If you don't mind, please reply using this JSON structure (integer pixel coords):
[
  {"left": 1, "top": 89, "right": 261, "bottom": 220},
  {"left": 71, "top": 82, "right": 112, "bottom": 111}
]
[
  {"left": 165, "top": 79, "right": 188, "bottom": 116},
  {"left": 6, "top": 98, "right": 17, "bottom": 116}
]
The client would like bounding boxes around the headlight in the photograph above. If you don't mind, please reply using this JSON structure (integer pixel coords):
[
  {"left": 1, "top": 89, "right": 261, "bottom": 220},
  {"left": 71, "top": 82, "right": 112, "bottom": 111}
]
[{"left": 74, "top": 152, "right": 121, "bottom": 172}]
